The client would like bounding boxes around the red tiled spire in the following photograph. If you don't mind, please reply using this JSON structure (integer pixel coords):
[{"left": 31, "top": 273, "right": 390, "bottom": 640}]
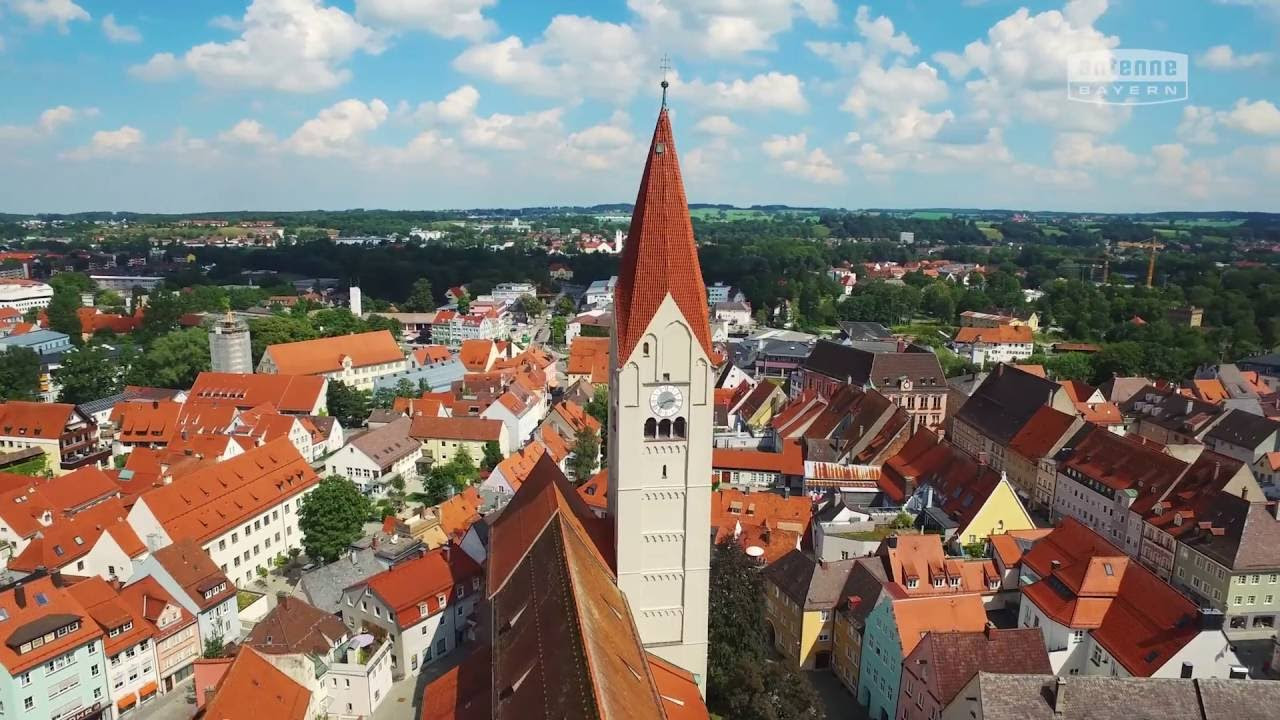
[{"left": 613, "top": 107, "right": 712, "bottom": 361}]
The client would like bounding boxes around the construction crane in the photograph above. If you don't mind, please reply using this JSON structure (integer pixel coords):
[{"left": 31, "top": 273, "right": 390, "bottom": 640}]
[{"left": 1146, "top": 237, "right": 1158, "bottom": 288}]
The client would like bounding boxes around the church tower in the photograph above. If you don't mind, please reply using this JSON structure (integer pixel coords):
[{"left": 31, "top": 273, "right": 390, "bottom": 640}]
[{"left": 609, "top": 96, "right": 713, "bottom": 689}]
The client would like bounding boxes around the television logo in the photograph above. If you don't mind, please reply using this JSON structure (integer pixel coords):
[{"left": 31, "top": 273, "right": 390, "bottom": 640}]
[{"left": 1068, "top": 49, "right": 1188, "bottom": 105}]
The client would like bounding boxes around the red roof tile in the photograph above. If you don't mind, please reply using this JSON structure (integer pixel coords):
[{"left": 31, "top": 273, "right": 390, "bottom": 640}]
[
  {"left": 954, "top": 325, "right": 1033, "bottom": 344},
  {"left": 263, "top": 330, "right": 403, "bottom": 375},
  {"left": 204, "top": 647, "right": 311, "bottom": 720},
  {"left": 188, "top": 372, "right": 326, "bottom": 414},
  {"left": 408, "top": 415, "right": 503, "bottom": 443},
  {"left": 0, "top": 400, "right": 77, "bottom": 440},
  {"left": 355, "top": 545, "right": 482, "bottom": 628},
  {"left": 613, "top": 108, "right": 712, "bottom": 362},
  {"left": 712, "top": 440, "right": 804, "bottom": 475},
  {"left": 147, "top": 538, "right": 236, "bottom": 610},
  {"left": 8, "top": 498, "right": 143, "bottom": 573},
  {"left": 566, "top": 337, "right": 610, "bottom": 383},
  {"left": 0, "top": 575, "right": 105, "bottom": 675},
  {"left": 1008, "top": 406, "right": 1077, "bottom": 460},
  {"left": 66, "top": 576, "right": 155, "bottom": 655}
]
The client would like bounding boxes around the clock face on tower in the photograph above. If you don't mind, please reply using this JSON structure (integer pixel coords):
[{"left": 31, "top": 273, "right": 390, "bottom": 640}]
[{"left": 649, "top": 385, "right": 684, "bottom": 418}]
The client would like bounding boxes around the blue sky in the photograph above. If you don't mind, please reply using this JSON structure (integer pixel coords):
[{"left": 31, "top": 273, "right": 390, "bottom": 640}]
[{"left": 0, "top": 0, "right": 1277, "bottom": 213}]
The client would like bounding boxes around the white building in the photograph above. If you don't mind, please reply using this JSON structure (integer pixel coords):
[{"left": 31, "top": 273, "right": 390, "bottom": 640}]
[
  {"left": 323, "top": 417, "right": 422, "bottom": 497},
  {"left": 128, "top": 539, "right": 241, "bottom": 646},
  {"left": 339, "top": 546, "right": 483, "bottom": 680},
  {"left": 257, "top": 331, "right": 408, "bottom": 393},
  {"left": 481, "top": 390, "right": 546, "bottom": 450},
  {"left": 0, "top": 278, "right": 53, "bottom": 311},
  {"left": 489, "top": 282, "right": 537, "bottom": 302},
  {"left": 952, "top": 325, "right": 1035, "bottom": 366},
  {"left": 584, "top": 276, "right": 617, "bottom": 309}
]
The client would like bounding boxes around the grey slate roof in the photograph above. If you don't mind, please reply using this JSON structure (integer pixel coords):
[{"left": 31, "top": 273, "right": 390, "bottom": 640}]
[
  {"left": 347, "top": 417, "right": 420, "bottom": 468},
  {"left": 955, "top": 363, "right": 1062, "bottom": 445},
  {"left": 966, "top": 674, "right": 1280, "bottom": 720},
  {"left": 837, "top": 321, "right": 892, "bottom": 342},
  {"left": 763, "top": 550, "right": 859, "bottom": 611},
  {"left": 837, "top": 557, "right": 887, "bottom": 628},
  {"left": 372, "top": 358, "right": 465, "bottom": 393},
  {"left": 1182, "top": 492, "right": 1280, "bottom": 571},
  {"left": 297, "top": 548, "right": 383, "bottom": 614},
  {"left": 1204, "top": 409, "right": 1280, "bottom": 450},
  {"left": 801, "top": 340, "right": 945, "bottom": 389}
]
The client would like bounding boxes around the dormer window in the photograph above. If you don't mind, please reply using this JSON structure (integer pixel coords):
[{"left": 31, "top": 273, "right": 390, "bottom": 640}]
[
  {"left": 932, "top": 577, "right": 944, "bottom": 588},
  {"left": 437, "top": 593, "right": 447, "bottom": 608},
  {"left": 456, "top": 585, "right": 465, "bottom": 599},
  {"left": 906, "top": 578, "right": 918, "bottom": 589}
]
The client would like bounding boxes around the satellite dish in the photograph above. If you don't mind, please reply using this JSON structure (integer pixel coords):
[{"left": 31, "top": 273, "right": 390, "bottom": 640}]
[{"left": 745, "top": 546, "right": 765, "bottom": 558}]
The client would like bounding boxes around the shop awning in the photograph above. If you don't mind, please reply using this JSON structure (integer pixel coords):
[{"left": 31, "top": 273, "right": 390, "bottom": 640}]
[
  {"left": 117, "top": 693, "right": 137, "bottom": 710},
  {"left": 139, "top": 681, "right": 158, "bottom": 697}
]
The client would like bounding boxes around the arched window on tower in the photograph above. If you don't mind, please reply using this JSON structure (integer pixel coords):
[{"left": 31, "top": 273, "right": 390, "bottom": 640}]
[
  {"left": 642, "top": 342, "right": 650, "bottom": 357},
  {"left": 644, "top": 418, "right": 657, "bottom": 438},
  {"left": 674, "top": 417, "right": 687, "bottom": 438},
  {"left": 658, "top": 419, "right": 672, "bottom": 438}
]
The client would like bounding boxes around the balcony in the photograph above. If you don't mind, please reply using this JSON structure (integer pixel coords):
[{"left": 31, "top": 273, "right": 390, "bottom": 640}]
[{"left": 61, "top": 446, "right": 110, "bottom": 471}]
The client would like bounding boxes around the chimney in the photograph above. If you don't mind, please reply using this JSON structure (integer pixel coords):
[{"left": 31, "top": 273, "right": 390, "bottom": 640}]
[
  {"left": 984, "top": 622, "right": 995, "bottom": 639},
  {"left": 1050, "top": 559, "right": 1062, "bottom": 572},
  {"left": 897, "top": 338, "right": 906, "bottom": 353},
  {"left": 14, "top": 586, "right": 25, "bottom": 609},
  {"left": 152, "top": 400, "right": 159, "bottom": 409},
  {"left": 887, "top": 535, "right": 899, "bottom": 549},
  {"left": 442, "top": 544, "right": 451, "bottom": 562},
  {"left": 1185, "top": 399, "right": 1194, "bottom": 416},
  {"left": 1053, "top": 677, "right": 1067, "bottom": 717}
]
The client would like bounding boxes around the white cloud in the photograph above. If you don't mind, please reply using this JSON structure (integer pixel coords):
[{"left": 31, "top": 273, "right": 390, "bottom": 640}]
[
  {"left": 1221, "top": 98, "right": 1280, "bottom": 135},
  {"left": 63, "top": 126, "right": 144, "bottom": 160},
  {"left": 454, "top": 15, "right": 645, "bottom": 103},
  {"left": 0, "top": 105, "right": 83, "bottom": 141},
  {"left": 760, "top": 133, "right": 844, "bottom": 183},
  {"left": 4, "top": 0, "right": 89, "bottom": 31},
  {"left": 1150, "top": 142, "right": 1213, "bottom": 198},
  {"left": 842, "top": 63, "right": 947, "bottom": 117},
  {"left": 1261, "top": 145, "right": 1280, "bottom": 176},
  {"left": 1052, "top": 132, "right": 1139, "bottom": 173},
  {"left": 285, "top": 99, "right": 389, "bottom": 157},
  {"left": 557, "top": 112, "right": 639, "bottom": 171},
  {"left": 1198, "top": 44, "right": 1271, "bottom": 69},
  {"left": 1176, "top": 105, "right": 1219, "bottom": 145},
  {"left": 462, "top": 108, "right": 562, "bottom": 150},
  {"left": 436, "top": 85, "right": 480, "bottom": 123},
  {"left": 932, "top": 0, "right": 1129, "bottom": 133},
  {"left": 627, "top": 0, "right": 836, "bottom": 59},
  {"left": 218, "top": 119, "right": 276, "bottom": 146},
  {"left": 683, "top": 73, "right": 808, "bottom": 114},
  {"left": 807, "top": 5, "right": 916, "bottom": 71},
  {"left": 132, "top": 0, "right": 380, "bottom": 93},
  {"left": 694, "top": 115, "right": 742, "bottom": 136},
  {"left": 101, "top": 13, "right": 141, "bottom": 43},
  {"left": 354, "top": 0, "right": 495, "bottom": 40},
  {"left": 762, "top": 133, "right": 808, "bottom": 158}
]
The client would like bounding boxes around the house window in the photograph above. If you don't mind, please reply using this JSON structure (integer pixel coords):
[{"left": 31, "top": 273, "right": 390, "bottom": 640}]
[
  {"left": 437, "top": 593, "right": 447, "bottom": 607},
  {"left": 456, "top": 585, "right": 464, "bottom": 599},
  {"left": 23, "top": 698, "right": 33, "bottom": 711}
]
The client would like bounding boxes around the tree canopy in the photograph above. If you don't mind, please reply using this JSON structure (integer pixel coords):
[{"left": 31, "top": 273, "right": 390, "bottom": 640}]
[{"left": 298, "top": 475, "right": 373, "bottom": 563}]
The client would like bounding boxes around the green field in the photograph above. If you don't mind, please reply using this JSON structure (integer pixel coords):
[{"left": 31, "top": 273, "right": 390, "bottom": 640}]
[
  {"left": 906, "top": 211, "right": 953, "bottom": 219},
  {"left": 975, "top": 222, "right": 1004, "bottom": 240}
]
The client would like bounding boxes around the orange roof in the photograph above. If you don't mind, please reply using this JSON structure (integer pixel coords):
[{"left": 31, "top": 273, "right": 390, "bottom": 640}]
[
  {"left": 77, "top": 307, "right": 142, "bottom": 335},
  {"left": 711, "top": 487, "right": 811, "bottom": 564},
  {"left": 65, "top": 576, "right": 155, "bottom": 656},
  {"left": 880, "top": 534, "right": 998, "bottom": 596},
  {"left": 188, "top": 372, "right": 325, "bottom": 413},
  {"left": 647, "top": 653, "right": 711, "bottom": 720},
  {"left": 0, "top": 575, "right": 105, "bottom": 675},
  {"left": 1263, "top": 451, "right": 1280, "bottom": 472},
  {"left": 8, "top": 498, "right": 144, "bottom": 573},
  {"left": 988, "top": 528, "right": 1053, "bottom": 567},
  {"left": 953, "top": 325, "right": 1034, "bottom": 344},
  {"left": 539, "top": 422, "right": 572, "bottom": 462},
  {"left": 1021, "top": 517, "right": 1200, "bottom": 676},
  {"left": 889, "top": 594, "right": 988, "bottom": 655},
  {"left": 0, "top": 467, "right": 121, "bottom": 540},
  {"left": 1190, "top": 378, "right": 1229, "bottom": 404},
  {"left": 408, "top": 415, "right": 503, "bottom": 443},
  {"left": 553, "top": 400, "right": 601, "bottom": 434},
  {"left": 435, "top": 488, "right": 481, "bottom": 540},
  {"left": 111, "top": 400, "right": 184, "bottom": 445},
  {"left": 356, "top": 545, "right": 482, "bottom": 628},
  {"left": 149, "top": 539, "right": 237, "bottom": 610},
  {"left": 136, "top": 438, "right": 318, "bottom": 545},
  {"left": 116, "top": 576, "right": 197, "bottom": 641},
  {"left": 204, "top": 647, "right": 311, "bottom": 720},
  {"left": 567, "top": 336, "right": 610, "bottom": 383},
  {"left": 1008, "top": 406, "right": 1077, "bottom": 460},
  {"left": 0, "top": 400, "right": 77, "bottom": 440},
  {"left": 614, "top": 108, "right": 713, "bottom": 361},
  {"left": 491, "top": 442, "right": 548, "bottom": 493},
  {"left": 458, "top": 339, "right": 497, "bottom": 372},
  {"left": 413, "top": 345, "right": 452, "bottom": 366},
  {"left": 712, "top": 440, "right": 804, "bottom": 476},
  {"left": 263, "top": 330, "right": 403, "bottom": 375},
  {"left": 1012, "top": 364, "right": 1046, "bottom": 377},
  {"left": 393, "top": 392, "right": 451, "bottom": 417},
  {"left": 577, "top": 470, "right": 609, "bottom": 512}
]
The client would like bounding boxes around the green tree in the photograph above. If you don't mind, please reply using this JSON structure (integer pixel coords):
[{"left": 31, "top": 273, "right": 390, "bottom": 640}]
[
  {"left": 516, "top": 294, "right": 545, "bottom": 318},
  {"left": 46, "top": 289, "right": 82, "bottom": 340},
  {"left": 327, "top": 380, "right": 371, "bottom": 427},
  {"left": 364, "top": 313, "right": 403, "bottom": 340},
  {"left": 555, "top": 295, "right": 576, "bottom": 316},
  {"left": 586, "top": 385, "right": 609, "bottom": 427},
  {"left": 136, "top": 289, "right": 187, "bottom": 345},
  {"left": 707, "top": 540, "right": 820, "bottom": 719},
  {"left": 311, "top": 308, "right": 364, "bottom": 337},
  {"left": 413, "top": 449, "right": 479, "bottom": 505},
  {"left": 568, "top": 428, "right": 599, "bottom": 483},
  {"left": 549, "top": 316, "right": 566, "bottom": 346},
  {"left": 455, "top": 294, "right": 471, "bottom": 314},
  {"left": 403, "top": 278, "right": 435, "bottom": 312},
  {"left": 55, "top": 345, "right": 123, "bottom": 404},
  {"left": 248, "top": 314, "right": 317, "bottom": 364},
  {"left": 482, "top": 440, "right": 504, "bottom": 471},
  {"left": 0, "top": 347, "right": 41, "bottom": 401},
  {"left": 49, "top": 272, "right": 95, "bottom": 296},
  {"left": 202, "top": 633, "right": 226, "bottom": 659},
  {"left": 298, "top": 475, "right": 373, "bottom": 563},
  {"left": 127, "top": 328, "right": 210, "bottom": 389}
]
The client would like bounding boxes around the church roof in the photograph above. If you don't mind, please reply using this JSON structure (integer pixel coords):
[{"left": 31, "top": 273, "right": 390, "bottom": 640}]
[{"left": 613, "top": 107, "right": 712, "bottom": 362}]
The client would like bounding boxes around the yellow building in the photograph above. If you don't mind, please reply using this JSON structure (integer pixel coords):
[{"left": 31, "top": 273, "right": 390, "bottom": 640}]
[
  {"left": 407, "top": 416, "right": 508, "bottom": 466},
  {"left": 732, "top": 381, "right": 787, "bottom": 432},
  {"left": 763, "top": 551, "right": 863, "bottom": 670}
]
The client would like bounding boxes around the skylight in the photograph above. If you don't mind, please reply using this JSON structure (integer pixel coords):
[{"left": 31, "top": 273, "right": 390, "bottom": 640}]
[{"left": 34, "top": 592, "right": 48, "bottom": 606}]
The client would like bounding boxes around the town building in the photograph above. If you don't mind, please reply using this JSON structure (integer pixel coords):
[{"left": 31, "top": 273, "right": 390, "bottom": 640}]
[
  {"left": 258, "top": 331, "right": 407, "bottom": 392},
  {"left": 0, "top": 572, "right": 111, "bottom": 720},
  {"left": 1121, "top": 385, "right": 1223, "bottom": 445},
  {"left": 7, "top": 498, "right": 146, "bottom": 581},
  {"left": 1003, "top": 406, "right": 1082, "bottom": 507},
  {"left": 0, "top": 467, "right": 122, "bottom": 567},
  {"left": 407, "top": 415, "right": 507, "bottom": 465},
  {"left": 324, "top": 417, "right": 421, "bottom": 497},
  {"left": 830, "top": 558, "right": 887, "bottom": 697},
  {"left": 1017, "top": 518, "right": 1244, "bottom": 679},
  {"left": 0, "top": 401, "right": 107, "bottom": 475},
  {"left": 126, "top": 439, "right": 319, "bottom": 587},
  {"left": 200, "top": 646, "right": 314, "bottom": 720},
  {"left": 127, "top": 540, "right": 239, "bottom": 647},
  {"left": 117, "top": 577, "right": 199, "bottom": 694},
  {"left": 583, "top": 275, "right": 617, "bottom": 308},
  {"left": 1203, "top": 409, "right": 1280, "bottom": 464},
  {"left": 711, "top": 443, "right": 805, "bottom": 490},
  {"left": 0, "top": 278, "right": 53, "bottom": 311},
  {"left": 951, "top": 364, "right": 1076, "bottom": 474},
  {"left": 1171, "top": 492, "right": 1280, "bottom": 630},
  {"left": 764, "top": 552, "right": 859, "bottom": 670},
  {"left": 710, "top": 487, "right": 811, "bottom": 564},
  {"left": 339, "top": 545, "right": 482, "bottom": 679},
  {"left": 66, "top": 577, "right": 159, "bottom": 716},
  {"left": 895, "top": 628, "right": 1051, "bottom": 720},
  {"left": 793, "top": 340, "right": 947, "bottom": 431},
  {"left": 951, "top": 325, "right": 1035, "bottom": 366},
  {"left": 566, "top": 336, "right": 609, "bottom": 385}
]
